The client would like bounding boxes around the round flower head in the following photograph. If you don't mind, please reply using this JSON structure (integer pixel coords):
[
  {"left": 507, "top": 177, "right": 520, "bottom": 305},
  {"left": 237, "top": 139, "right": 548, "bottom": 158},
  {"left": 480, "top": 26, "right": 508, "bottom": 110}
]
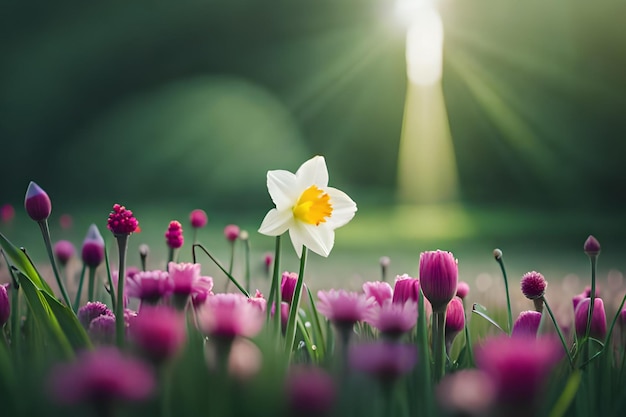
[
  {"left": 0, "top": 203, "right": 15, "bottom": 223},
  {"left": 392, "top": 274, "right": 420, "bottom": 305},
  {"left": 264, "top": 252, "right": 273, "bottom": 269},
  {"left": 349, "top": 342, "right": 417, "bottom": 384},
  {"left": 107, "top": 204, "right": 138, "bottom": 236},
  {"left": 456, "top": 281, "right": 470, "bottom": 299},
  {"left": 584, "top": 235, "right": 601, "bottom": 257},
  {"left": 126, "top": 270, "right": 173, "bottom": 304},
  {"left": 164, "top": 220, "right": 184, "bottom": 249},
  {"left": 54, "top": 240, "right": 75, "bottom": 266},
  {"left": 82, "top": 224, "right": 105, "bottom": 268},
  {"left": 520, "top": 271, "right": 547, "bottom": 300},
  {"left": 574, "top": 297, "right": 607, "bottom": 340},
  {"left": 285, "top": 366, "right": 336, "bottom": 417},
  {"left": 445, "top": 296, "right": 465, "bottom": 348},
  {"left": 365, "top": 300, "right": 417, "bottom": 338},
  {"left": 78, "top": 301, "right": 114, "bottom": 330},
  {"left": 317, "top": 289, "right": 374, "bottom": 328},
  {"left": 47, "top": 347, "right": 155, "bottom": 406},
  {"left": 139, "top": 244, "right": 149, "bottom": 257},
  {"left": 379, "top": 256, "right": 391, "bottom": 268},
  {"left": 512, "top": 310, "right": 543, "bottom": 338},
  {"left": 0, "top": 283, "right": 9, "bottom": 327},
  {"left": 224, "top": 224, "right": 240, "bottom": 242},
  {"left": 129, "top": 306, "right": 187, "bottom": 363},
  {"left": 197, "top": 293, "right": 264, "bottom": 340},
  {"left": 258, "top": 155, "right": 357, "bottom": 258},
  {"left": 168, "top": 262, "right": 201, "bottom": 297},
  {"left": 363, "top": 281, "right": 393, "bottom": 306},
  {"left": 89, "top": 315, "right": 116, "bottom": 345},
  {"left": 189, "top": 209, "right": 208, "bottom": 229},
  {"left": 493, "top": 248, "right": 503, "bottom": 260},
  {"left": 419, "top": 250, "right": 458, "bottom": 313},
  {"left": 24, "top": 181, "right": 51, "bottom": 221}
]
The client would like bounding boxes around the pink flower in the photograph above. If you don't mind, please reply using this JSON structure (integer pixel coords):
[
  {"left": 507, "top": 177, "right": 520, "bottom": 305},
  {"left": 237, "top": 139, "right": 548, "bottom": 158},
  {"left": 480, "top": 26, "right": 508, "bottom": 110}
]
[
  {"left": 89, "top": 315, "right": 116, "bottom": 345},
  {"left": 126, "top": 270, "right": 173, "bottom": 304},
  {"left": 349, "top": 342, "right": 417, "bottom": 383},
  {"left": 164, "top": 220, "right": 184, "bottom": 249},
  {"left": 437, "top": 370, "right": 495, "bottom": 417},
  {"left": 54, "top": 240, "right": 75, "bottom": 266},
  {"left": 224, "top": 224, "right": 240, "bottom": 242},
  {"left": 197, "top": 293, "right": 264, "bottom": 340},
  {"left": 191, "top": 276, "right": 215, "bottom": 308},
  {"left": 129, "top": 306, "right": 187, "bottom": 363},
  {"left": 0, "top": 203, "right": 15, "bottom": 223},
  {"left": 247, "top": 290, "right": 267, "bottom": 312},
  {"left": 48, "top": 348, "right": 155, "bottom": 405},
  {"left": 583, "top": 235, "right": 601, "bottom": 257},
  {"left": 317, "top": 290, "right": 374, "bottom": 327},
  {"left": 445, "top": 296, "right": 465, "bottom": 347},
  {"left": 0, "top": 284, "right": 9, "bottom": 327},
  {"left": 520, "top": 271, "right": 547, "bottom": 300},
  {"left": 189, "top": 209, "right": 208, "bottom": 229},
  {"left": 419, "top": 250, "right": 458, "bottom": 313},
  {"left": 512, "top": 310, "right": 542, "bottom": 338},
  {"left": 263, "top": 252, "right": 273, "bottom": 270},
  {"left": 281, "top": 271, "right": 299, "bottom": 304},
  {"left": 82, "top": 224, "right": 105, "bottom": 268},
  {"left": 574, "top": 297, "right": 607, "bottom": 340},
  {"left": 107, "top": 204, "right": 138, "bottom": 236},
  {"left": 365, "top": 300, "right": 417, "bottom": 338},
  {"left": 362, "top": 281, "right": 393, "bottom": 306},
  {"left": 456, "top": 281, "right": 470, "bottom": 299},
  {"left": 24, "top": 181, "right": 51, "bottom": 221},
  {"left": 392, "top": 274, "right": 420, "bottom": 305},
  {"left": 168, "top": 262, "right": 201, "bottom": 297},
  {"left": 285, "top": 366, "right": 336, "bottom": 417},
  {"left": 78, "top": 301, "right": 114, "bottom": 330}
]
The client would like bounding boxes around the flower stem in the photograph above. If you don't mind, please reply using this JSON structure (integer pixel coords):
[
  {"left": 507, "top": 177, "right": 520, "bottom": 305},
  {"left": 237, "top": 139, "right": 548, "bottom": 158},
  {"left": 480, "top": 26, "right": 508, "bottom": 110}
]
[
  {"left": 192, "top": 244, "right": 249, "bottom": 297},
  {"left": 87, "top": 266, "right": 97, "bottom": 302},
  {"left": 461, "top": 299, "right": 474, "bottom": 367},
  {"left": 9, "top": 271, "right": 20, "bottom": 362},
  {"left": 243, "top": 237, "right": 251, "bottom": 294},
  {"left": 584, "top": 256, "right": 597, "bottom": 361},
  {"left": 37, "top": 220, "right": 72, "bottom": 308},
  {"left": 604, "top": 292, "right": 626, "bottom": 354},
  {"left": 433, "top": 310, "right": 446, "bottom": 382},
  {"left": 416, "top": 287, "right": 433, "bottom": 413},
  {"left": 543, "top": 296, "right": 573, "bottom": 368},
  {"left": 284, "top": 247, "right": 307, "bottom": 360},
  {"left": 104, "top": 241, "right": 116, "bottom": 311},
  {"left": 266, "top": 237, "right": 282, "bottom": 340},
  {"left": 495, "top": 255, "right": 513, "bottom": 334},
  {"left": 115, "top": 234, "right": 129, "bottom": 349},
  {"left": 73, "top": 263, "right": 87, "bottom": 311}
]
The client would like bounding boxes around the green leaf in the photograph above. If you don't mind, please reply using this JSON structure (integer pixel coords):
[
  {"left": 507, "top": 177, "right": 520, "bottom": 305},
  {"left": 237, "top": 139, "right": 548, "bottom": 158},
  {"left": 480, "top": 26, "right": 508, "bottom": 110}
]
[
  {"left": 306, "top": 286, "right": 326, "bottom": 359},
  {"left": 0, "top": 232, "right": 53, "bottom": 294},
  {"left": 41, "top": 291, "right": 92, "bottom": 351},
  {"left": 548, "top": 370, "right": 581, "bottom": 417},
  {"left": 472, "top": 303, "right": 505, "bottom": 333}
]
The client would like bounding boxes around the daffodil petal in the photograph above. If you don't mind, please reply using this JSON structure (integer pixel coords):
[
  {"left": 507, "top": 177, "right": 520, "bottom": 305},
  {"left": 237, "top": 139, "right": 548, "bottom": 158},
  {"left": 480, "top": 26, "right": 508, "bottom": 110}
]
[
  {"left": 295, "top": 155, "right": 329, "bottom": 189},
  {"left": 290, "top": 222, "right": 334, "bottom": 258},
  {"left": 267, "top": 170, "right": 299, "bottom": 209},
  {"left": 258, "top": 209, "right": 293, "bottom": 236},
  {"left": 325, "top": 187, "right": 357, "bottom": 229}
]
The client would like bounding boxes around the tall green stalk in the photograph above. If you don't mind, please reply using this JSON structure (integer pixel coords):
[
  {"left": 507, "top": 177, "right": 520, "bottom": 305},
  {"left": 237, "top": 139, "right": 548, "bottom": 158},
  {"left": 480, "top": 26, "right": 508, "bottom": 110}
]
[
  {"left": 284, "top": 247, "right": 308, "bottom": 359},
  {"left": 543, "top": 296, "right": 573, "bottom": 368},
  {"left": 495, "top": 251, "right": 513, "bottom": 334},
  {"left": 115, "top": 234, "right": 129, "bottom": 348},
  {"left": 73, "top": 263, "right": 87, "bottom": 311},
  {"left": 433, "top": 310, "right": 446, "bottom": 382},
  {"left": 37, "top": 220, "right": 72, "bottom": 308},
  {"left": 584, "top": 256, "right": 597, "bottom": 363}
]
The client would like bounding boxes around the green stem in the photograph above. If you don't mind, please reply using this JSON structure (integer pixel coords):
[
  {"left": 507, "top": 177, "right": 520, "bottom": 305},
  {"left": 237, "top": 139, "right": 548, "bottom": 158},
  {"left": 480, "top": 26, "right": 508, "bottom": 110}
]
[
  {"left": 543, "top": 296, "right": 574, "bottom": 368},
  {"left": 584, "top": 256, "right": 597, "bottom": 361},
  {"left": 115, "top": 234, "right": 129, "bottom": 349},
  {"left": 192, "top": 244, "right": 249, "bottom": 297},
  {"left": 244, "top": 238, "right": 251, "bottom": 294},
  {"left": 433, "top": 310, "right": 446, "bottom": 382},
  {"left": 266, "top": 237, "right": 282, "bottom": 341},
  {"left": 284, "top": 247, "right": 308, "bottom": 359},
  {"left": 228, "top": 240, "right": 235, "bottom": 276},
  {"left": 604, "top": 292, "right": 626, "bottom": 354},
  {"left": 37, "top": 220, "right": 72, "bottom": 308},
  {"left": 167, "top": 246, "right": 174, "bottom": 268},
  {"left": 9, "top": 272, "right": 20, "bottom": 362},
  {"left": 73, "top": 263, "right": 87, "bottom": 311},
  {"left": 416, "top": 287, "right": 432, "bottom": 408},
  {"left": 192, "top": 228, "right": 198, "bottom": 246},
  {"left": 104, "top": 241, "right": 116, "bottom": 311},
  {"left": 461, "top": 299, "right": 474, "bottom": 366},
  {"left": 495, "top": 256, "right": 513, "bottom": 334},
  {"left": 87, "top": 267, "right": 96, "bottom": 301}
]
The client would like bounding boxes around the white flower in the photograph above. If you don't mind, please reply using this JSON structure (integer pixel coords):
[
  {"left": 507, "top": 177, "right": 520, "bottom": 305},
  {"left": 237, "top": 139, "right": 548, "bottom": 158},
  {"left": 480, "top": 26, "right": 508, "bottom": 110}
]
[{"left": 258, "top": 155, "right": 357, "bottom": 257}]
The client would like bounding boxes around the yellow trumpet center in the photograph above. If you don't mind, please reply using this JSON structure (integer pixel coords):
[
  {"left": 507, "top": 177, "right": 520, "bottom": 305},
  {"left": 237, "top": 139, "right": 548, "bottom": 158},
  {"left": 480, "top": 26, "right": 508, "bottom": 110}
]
[{"left": 292, "top": 185, "right": 333, "bottom": 226}]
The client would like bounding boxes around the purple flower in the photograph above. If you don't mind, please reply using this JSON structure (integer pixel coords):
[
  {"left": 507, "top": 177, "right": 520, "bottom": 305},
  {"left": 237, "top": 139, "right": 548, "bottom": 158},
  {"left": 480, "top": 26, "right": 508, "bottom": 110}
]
[
  {"left": 456, "top": 281, "right": 470, "bottom": 299},
  {"left": 583, "top": 235, "right": 601, "bottom": 257},
  {"left": 24, "top": 181, "right": 51, "bottom": 221},
  {"left": 168, "top": 262, "right": 201, "bottom": 297},
  {"left": 264, "top": 252, "right": 273, "bottom": 270},
  {"left": 512, "top": 310, "right": 543, "bottom": 338},
  {"left": 164, "top": 220, "right": 184, "bottom": 249},
  {"left": 520, "top": 271, "right": 547, "bottom": 300},
  {"left": 126, "top": 270, "right": 173, "bottom": 304},
  {"left": 419, "top": 250, "right": 458, "bottom": 313},
  {"left": 189, "top": 209, "right": 208, "bottom": 229},
  {"left": 281, "top": 271, "right": 299, "bottom": 304},
  {"left": 317, "top": 290, "right": 374, "bottom": 328},
  {"left": 0, "top": 283, "right": 10, "bottom": 327},
  {"left": 362, "top": 281, "right": 393, "bottom": 306},
  {"left": 349, "top": 342, "right": 417, "bottom": 383},
  {"left": 0, "top": 203, "right": 15, "bottom": 223},
  {"left": 224, "top": 224, "right": 240, "bottom": 242},
  {"left": 392, "top": 274, "right": 420, "bottom": 305},
  {"left": 475, "top": 336, "right": 563, "bottom": 412},
  {"left": 365, "top": 300, "right": 417, "bottom": 338},
  {"left": 247, "top": 290, "right": 267, "bottom": 312},
  {"left": 285, "top": 366, "right": 336, "bottom": 417},
  {"left": 436, "top": 370, "right": 495, "bottom": 417},
  {"left": 574, "top": 297, "right": 607, "bottom": 340},
  {"left": 81, "top": 224, "right": 105, "bottom": 268},
  {"left": 54, "top": 240, "right": 75, "bottom": 266},
  {"left": 78, "top": 301, "right": 114, "bottom": 330},
  {"left": 107, "top": 204, "right": 138, "bottom": 236},
  {"left": 445, "top": 296, "right": 465, "bottom": 347},
  {"left": 48, "top": 347, "right": 155, "bottom": 406},
  {"left": 197, "top": 293, "right": 264, "bottom": 340},
  {"left": 89, "top": 315, "right": 116, "bottom": 345},
  {"left": 129, "top": 306, "right": 187, "bottom": 363},
  {"left": 191, "top": 276, "right": 215, "bottom": 308}
]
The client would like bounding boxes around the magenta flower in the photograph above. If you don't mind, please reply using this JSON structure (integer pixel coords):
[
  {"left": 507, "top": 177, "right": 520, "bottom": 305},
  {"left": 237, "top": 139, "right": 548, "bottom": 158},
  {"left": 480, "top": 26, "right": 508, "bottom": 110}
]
[
  {"left": 197, "top": 293, "right": 264, "bottom": 340},
  {"left": 584, "top": 235, "right": 601, "bottom": 257},
  {"left": 0, "top": 203, "right": 15, "bottom": 223},
  {"left": 362, "top": 281, "right": 393, "bottom": 306},
  {"left": 191, "top": 276, "right": 215, "bottom": 308},
  {"left": 365, "top": 300, "right": 417, "bottom": 338},
  {"left": 129, "top": 306, "right": 187, "bottom": 363},
  {"left": 436, "top": 370, "right": 495, "bottom": 417},
  {"left": 0, "top": 284, "right": 9, "bottom": 327},
  {"left": 24, "top": 181, "right": 51, "bottom": 221},
  {"left": 349, "top": 342, "right": 417, "bottom": 383},
  {"left": 48, "top": 347, "right": 155, "bottom": 406},
  {"left": 168, "top": 262, "right": 201, "bottom": 297},
  {"left": 264, "top": 252, "right": 273, "bottom": 269},
  {"left": 520, "top": 271, "right": 547, "bottom": 300},
  {"left": 419, "top": 250, "right": 458, "bottom": 313},
  {"left": 78, "top": 301, "right": 114, "bottom": 330},
  {"left": 54, "top": 240, "right": 75, "bottom": 266},
  {"left": 107, "top": 204, "right": 138, "bottom": 236},
  {"left": 285, "top": 366, "right": 336, "bottom": 417},
  {"left": 574, "top": 297, "right": 607, "bottom": 340},
  {"left": 247, "top": 290, "right": 267, "bottom": 312},
  {"left": 475, "top": 335, "right": 563, "bottom": 413},
  {"left": 392, "top": 274, "right": 420, "bottom": 305},
  {"left": 164, "top": 220, "right": 184, "bottom": 249},
  {"left": 89, "top": 315, "right": 116, "bottom": 345},
  {"left": 445, "top": 296, "right": 465, "bottom": 349},
  {"left": 270, "top": 301, "right": 290, "bottom": 333},
  {"left": 456, "top": 281, "right": 470, "bottom": 299},
  {"left": 281, "top": 271, "right": 299, "bottom": 304},
  {"left": 189, "top": 209, "right": 208, "bottom": 229},
  {"left": 512, "top": 310, "right": 543, "bottom": 338},
  {"left": 317, "top": 290, "right": 374, "bottom": 328},
  {"left": 126, "top": 270, "right": 173, "bottom": 304},
  {"left": 224, "top": 224, "right": 240, "bottom": 242},
  {"left": 81, "top": 224, "right": 105, "bottom": 268}
]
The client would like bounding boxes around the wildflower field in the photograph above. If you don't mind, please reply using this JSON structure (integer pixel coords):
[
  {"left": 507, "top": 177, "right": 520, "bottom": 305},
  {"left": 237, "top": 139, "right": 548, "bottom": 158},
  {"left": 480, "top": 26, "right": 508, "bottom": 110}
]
[{"left": 1, "top": 155, "right": 626, "bottom": 417}]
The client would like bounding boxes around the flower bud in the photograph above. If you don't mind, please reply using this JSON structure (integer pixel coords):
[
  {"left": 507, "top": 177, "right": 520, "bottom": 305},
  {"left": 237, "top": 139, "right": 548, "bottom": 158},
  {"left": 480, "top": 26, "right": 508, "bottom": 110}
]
[
  {"left": 445, "top": 297, "right": 465, "bottom": 349},
  {"left": 189, "top": 209, "right": 208, "bottom": 229},
  {"left": 224, "top": 224, "right": 240, "bottom": 242},
  {"left": 574, "top": 297, "right": 607, "bottom": 340},
  {"left": 583, "top": 235, "right": 601, "bottom": 257},
  {"left": 520, "top": 271, "right": 547, "bottom": 300},
  {"left": 81, "top": 224, "right": 105, "bottom": 268},
  {"left": 456, "top": 281, "right": 470, "bottom": 299},
  {"left": 512, "top": 310, "right": 542, "bottom": 338},
  {"left": 0, "top": 284, "right": 10, "bottom": 327},
  {"left": 54, "top": 240, "right": 75, "bottom": 267},
  {"left": 24, "top": 181, "right": 51, "bottom": 221},
  {"left": 419, "top": 250, "right": 458, "bottom": 313},
  {"left": 164, "top": 220, "right": 184, "bottom": 249}
]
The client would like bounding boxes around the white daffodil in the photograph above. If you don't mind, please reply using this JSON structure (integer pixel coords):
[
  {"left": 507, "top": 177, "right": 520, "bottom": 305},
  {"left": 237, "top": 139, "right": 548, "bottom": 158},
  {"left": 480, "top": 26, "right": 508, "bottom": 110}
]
[{"left": 258, "top": 155, "right": 357, "bottom": 258}]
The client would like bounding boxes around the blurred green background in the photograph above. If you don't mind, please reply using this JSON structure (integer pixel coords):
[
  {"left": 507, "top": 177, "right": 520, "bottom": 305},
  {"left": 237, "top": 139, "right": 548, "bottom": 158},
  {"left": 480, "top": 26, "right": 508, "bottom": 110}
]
[{"left": 2, "top": 0, "right": 626, "bottom": 289}]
